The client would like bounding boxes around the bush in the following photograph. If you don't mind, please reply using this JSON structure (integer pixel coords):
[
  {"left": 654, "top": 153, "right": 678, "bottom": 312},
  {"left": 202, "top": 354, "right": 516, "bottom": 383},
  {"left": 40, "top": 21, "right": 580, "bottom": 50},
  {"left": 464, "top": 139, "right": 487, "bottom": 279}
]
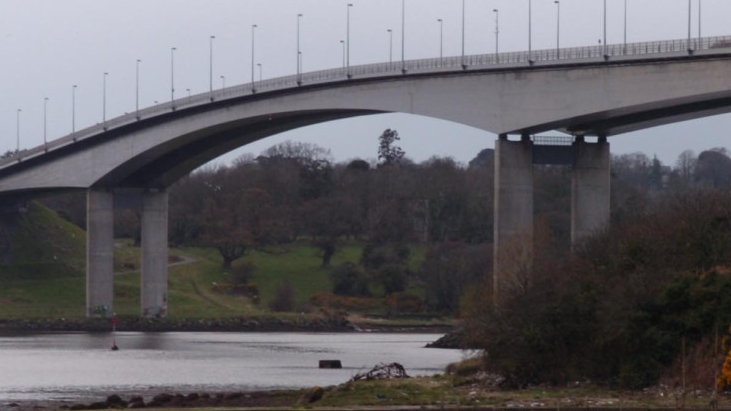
[
  {"left": 331, "top": 262, "right": 370, "bottom": 297},
  {"left": 384, "top": 292, "right": 424, "bottom": 315},
  {"left": 361, "top": 242, "right": 410, "bottom": 270},
  {"left": 310, "top": 292, "right": 377, "bottom": 311},
  {"left": 269, "top": 280, "right": 296, "bottom": 312},
  {"left": 375, "top": 264, "right": 407, "bottom": 295},
  {"left": 719, "top": 325, "right": 731, "bottom": 390},
  {"left": 462, "top": 190, "right": 731, "bottom": 388},
  {"left": 420, "top": 242, "right": 491, "bottom": 313}
]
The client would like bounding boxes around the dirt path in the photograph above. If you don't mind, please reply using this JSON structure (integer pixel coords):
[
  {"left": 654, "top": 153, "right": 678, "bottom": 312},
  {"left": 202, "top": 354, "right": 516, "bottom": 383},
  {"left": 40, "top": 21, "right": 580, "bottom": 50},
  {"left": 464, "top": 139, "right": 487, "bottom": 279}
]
[{"left": 115, "top": 255, "right": 198, "bottom": 275}]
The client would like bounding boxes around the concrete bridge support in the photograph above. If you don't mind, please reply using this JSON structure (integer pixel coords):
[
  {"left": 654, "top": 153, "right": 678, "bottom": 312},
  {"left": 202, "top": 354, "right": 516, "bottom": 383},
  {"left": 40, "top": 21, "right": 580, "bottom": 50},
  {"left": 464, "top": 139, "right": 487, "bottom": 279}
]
[
  {"left": 493, "top": 135, "right": 534, "bottom": 301},
  {"left": 86, "top": 189, "right": 114, "bottom": 317},
  {"left": 571, "top": 137, "right": 611, "bottom": 243},
  {"left": 140, "top": 190, "right": 169, "bottom": 318},
  {"left": 493, "top": 135, "right": 611, "bottom": 302}
]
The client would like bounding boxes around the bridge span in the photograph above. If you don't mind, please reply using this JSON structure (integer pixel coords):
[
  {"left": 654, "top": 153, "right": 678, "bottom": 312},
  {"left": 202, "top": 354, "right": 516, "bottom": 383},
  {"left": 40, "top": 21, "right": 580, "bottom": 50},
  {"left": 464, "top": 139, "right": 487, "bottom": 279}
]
[{"left": 2, "top": 35, "right": 731, "bottom": 315}]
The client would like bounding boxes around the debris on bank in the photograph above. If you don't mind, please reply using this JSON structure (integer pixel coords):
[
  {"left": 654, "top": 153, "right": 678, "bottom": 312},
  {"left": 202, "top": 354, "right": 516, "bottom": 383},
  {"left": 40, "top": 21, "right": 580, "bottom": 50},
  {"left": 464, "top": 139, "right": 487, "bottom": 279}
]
[{"left": 350, "top": 362, "right": 410, "bottom": 381}]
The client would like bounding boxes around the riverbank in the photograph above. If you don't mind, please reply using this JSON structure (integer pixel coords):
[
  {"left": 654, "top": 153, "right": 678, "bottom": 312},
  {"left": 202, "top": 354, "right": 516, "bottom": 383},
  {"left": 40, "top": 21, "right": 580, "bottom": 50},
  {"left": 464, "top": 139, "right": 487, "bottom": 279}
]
[
  {"left": 15, "top": 375, "right": 731, "bottom": 411},
  {"left": 0, "top": 315, "right": 455, "bottom": 334}
]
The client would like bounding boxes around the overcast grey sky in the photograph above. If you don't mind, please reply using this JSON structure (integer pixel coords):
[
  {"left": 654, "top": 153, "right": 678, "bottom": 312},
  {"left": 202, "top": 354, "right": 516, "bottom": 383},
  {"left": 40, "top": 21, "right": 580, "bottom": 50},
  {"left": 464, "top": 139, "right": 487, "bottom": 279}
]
[{"left": 2, "top": 0, "right": 731, "bottom": 167}]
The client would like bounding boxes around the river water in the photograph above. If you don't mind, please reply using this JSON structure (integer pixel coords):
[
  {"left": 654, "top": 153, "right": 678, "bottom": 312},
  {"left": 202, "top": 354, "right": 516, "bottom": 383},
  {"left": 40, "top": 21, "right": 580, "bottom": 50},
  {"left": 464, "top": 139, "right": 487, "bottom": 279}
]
[{"left": 0, "top": 332, "right": 464, "bottom": 406}]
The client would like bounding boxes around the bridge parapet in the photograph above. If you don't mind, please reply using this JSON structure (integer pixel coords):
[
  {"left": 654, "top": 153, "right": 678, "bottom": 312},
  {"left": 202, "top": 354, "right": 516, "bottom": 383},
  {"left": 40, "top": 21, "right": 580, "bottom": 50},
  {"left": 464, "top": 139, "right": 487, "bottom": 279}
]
[{"left": 532, "top": 135, "right": 575, "bottom": 146}]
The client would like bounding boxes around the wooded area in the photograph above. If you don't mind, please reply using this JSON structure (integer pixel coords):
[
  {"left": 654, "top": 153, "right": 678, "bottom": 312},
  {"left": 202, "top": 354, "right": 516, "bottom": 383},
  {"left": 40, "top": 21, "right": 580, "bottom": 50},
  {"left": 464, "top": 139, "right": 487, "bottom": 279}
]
[{"left": 28, "top": 132, "right": 731, "bottom": 389}]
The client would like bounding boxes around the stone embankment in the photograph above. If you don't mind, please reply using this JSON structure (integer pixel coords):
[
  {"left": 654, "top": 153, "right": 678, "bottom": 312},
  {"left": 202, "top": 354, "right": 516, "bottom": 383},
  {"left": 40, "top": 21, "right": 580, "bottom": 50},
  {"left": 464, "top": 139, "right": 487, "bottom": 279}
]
[{"left": 425, "top": 328, "right": 465, "bottom": 348}]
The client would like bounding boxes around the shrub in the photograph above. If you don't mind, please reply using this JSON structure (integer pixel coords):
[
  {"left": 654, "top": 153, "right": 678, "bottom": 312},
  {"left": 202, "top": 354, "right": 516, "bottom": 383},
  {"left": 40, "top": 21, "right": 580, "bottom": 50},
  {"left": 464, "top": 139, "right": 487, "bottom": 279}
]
[
  {"left": 375, "top": 264, "right": 407, "bottom": 295},
  {"left": 420, "top": 242, "right": 491, "bottom": 313},
  {"left": 361, "top": 242, "right": 410, "bottom": 270},
  {"left": 384, "top": 292, "right": 424, "bottom": 315},
  {"left": 719, "top": 325, "right": 731, "bottom": 390},
  {"left": 269, "top": 280, "right": 296, "bottom": 312},
  {"left": 310, "top": 292, "right": 377, "bottom": 311},
  {"left": 331, "top": 262, "right": 370, "bottom": 297},
  {"left": 462, "top": 190, "right": 731, "bottom": 388}
]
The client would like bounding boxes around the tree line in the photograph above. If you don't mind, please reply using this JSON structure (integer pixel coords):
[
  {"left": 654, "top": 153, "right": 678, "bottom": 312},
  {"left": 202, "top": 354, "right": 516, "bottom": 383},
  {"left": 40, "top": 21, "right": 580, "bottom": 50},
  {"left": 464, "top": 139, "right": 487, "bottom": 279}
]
[{"left": 36, "top": 134, "right": 731, "bottom": 316}]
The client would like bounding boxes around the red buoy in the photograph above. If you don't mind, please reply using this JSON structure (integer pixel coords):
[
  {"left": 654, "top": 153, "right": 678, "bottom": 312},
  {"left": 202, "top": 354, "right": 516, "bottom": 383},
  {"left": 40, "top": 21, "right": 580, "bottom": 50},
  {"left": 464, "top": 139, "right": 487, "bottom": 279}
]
[{"left": 111, "top": 314, "right": 119, "bottom": 351}]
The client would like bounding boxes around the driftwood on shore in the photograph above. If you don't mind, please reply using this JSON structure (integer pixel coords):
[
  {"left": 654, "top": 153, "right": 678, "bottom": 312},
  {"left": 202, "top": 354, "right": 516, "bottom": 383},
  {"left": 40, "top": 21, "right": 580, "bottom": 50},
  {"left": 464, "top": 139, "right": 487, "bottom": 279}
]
[{"left": 350, "top": 362, "right": 410, "bottom": 381}]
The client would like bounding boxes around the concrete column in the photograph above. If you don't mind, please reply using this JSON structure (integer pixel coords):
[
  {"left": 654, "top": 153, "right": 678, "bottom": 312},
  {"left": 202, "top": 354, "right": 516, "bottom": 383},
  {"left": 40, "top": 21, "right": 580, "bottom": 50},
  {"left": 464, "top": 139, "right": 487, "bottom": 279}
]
[
  {"left": 141, "top": 189, "right": 169, "bottom": 318},
  {"left": 86, "top": 189, "right": 114, "bottom": 317},
  {"left": 571, "top": 138, "right": 610, "bottom": 244},
  {"left": 493, "top": 135, "right": 534, "bottom": 301}
]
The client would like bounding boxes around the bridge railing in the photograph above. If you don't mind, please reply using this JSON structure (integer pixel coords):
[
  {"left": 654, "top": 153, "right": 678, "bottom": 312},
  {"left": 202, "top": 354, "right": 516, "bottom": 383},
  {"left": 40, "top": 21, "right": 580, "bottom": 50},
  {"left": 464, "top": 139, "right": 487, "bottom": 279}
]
[{"left": 3, "top": 34, "right": 731, "bottom": 170}]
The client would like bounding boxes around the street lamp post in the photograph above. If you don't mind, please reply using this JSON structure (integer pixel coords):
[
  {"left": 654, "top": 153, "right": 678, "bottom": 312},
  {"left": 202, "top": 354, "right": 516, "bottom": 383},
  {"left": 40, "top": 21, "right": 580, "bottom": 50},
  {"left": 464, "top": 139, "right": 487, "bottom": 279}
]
[
  {"left": 43, "top": 97, "right": 48, "bottom": 147},
  {"left": 494, "top": 9, "right": 499, "bottom": 61},
  {"left": 554, "top": 1, "right": 560, "bottom": 58},
  {"left": 529, "top": 0, "right": 533, "bottom": 63},
  {"left": 347, "top": 3, "right": 353, "bottom": 78},
  {"left": 297, "top": 13, "right": 303, "bottom": 85},
  {"left": 603, "top": 0, "right": 608, "bottom": 57},
  {"left": 209, "top": 35, "right": 215, "bottom": 99},
  {"left": 186, "top": 88, "right": 191, "bottom": 97},
  {"left": 623, "top": 0, "right": 627, "bottom": 54},
  {"left": 102, "top": 72, "right": 108, "bottom": 126},
  {"left": 687, "top": 0, "right": 692, "bottom": 52},
  {"left": 170, "top": 47, "right": 176, "bottom": 104},
  {"left": 461, "top": 0, "right": 466, "bottom": 68},
  {"left": 257, "top": 63, "right": 262, "bottom": 82},
  {"left": 401, "top": 0, "right": 406, "bottom": 73},
  {"left": 135, "top": 59, "right": 141, "bottom": 118},
  {"left": 72, "top": 85, "right": 77, "bottom": 136},
  {"left": 16, "top": 109, "right": 21, "bottom": 154},
  {"left": 437, "top": 19, "right": 443, "bottom": 60},
  {"left": 340, "top": 40, "right": 346, "bottom": 68},
  {"left": 220, "top": 75, "right": 225, "bottom": 89},
  {"left": 387, "top": 29, "right": 393, "bottom": 64},
  {"left": 251, "top": 24, "right": 257, "bottom": 92}
]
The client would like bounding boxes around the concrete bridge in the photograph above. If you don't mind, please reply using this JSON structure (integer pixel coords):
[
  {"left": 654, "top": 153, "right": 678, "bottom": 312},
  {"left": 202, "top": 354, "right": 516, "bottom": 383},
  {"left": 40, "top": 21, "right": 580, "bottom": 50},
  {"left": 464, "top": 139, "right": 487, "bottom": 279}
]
[{"left": 3, "top": 35, "right": 731, "bottom": 315}]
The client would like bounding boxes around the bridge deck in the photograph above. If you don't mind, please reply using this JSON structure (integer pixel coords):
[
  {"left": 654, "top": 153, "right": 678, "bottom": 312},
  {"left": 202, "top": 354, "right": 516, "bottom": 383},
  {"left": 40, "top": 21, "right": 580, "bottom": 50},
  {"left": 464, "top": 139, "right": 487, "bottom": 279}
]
[{"left": 2, "top": 34, "right": 731, "bottom": 172}]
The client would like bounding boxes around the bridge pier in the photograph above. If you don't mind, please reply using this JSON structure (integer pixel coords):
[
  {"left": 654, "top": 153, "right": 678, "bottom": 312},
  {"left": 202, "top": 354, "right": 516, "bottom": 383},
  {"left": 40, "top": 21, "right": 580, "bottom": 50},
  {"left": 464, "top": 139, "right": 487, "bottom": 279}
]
[
  {"left": 493, "top": 135, "right": 611, "bottom": 302},
  {"left": 571, "top": 137, "right": 610, "bottom": 244},
  {"left": 141, "top": 189, "right": 169, "bottom": 318},
  {"left": 86, "top": 189, "right": 114, "bottom": 317},
  {"left": 493, "top": 134, "right": 534, "bottom": 302}
]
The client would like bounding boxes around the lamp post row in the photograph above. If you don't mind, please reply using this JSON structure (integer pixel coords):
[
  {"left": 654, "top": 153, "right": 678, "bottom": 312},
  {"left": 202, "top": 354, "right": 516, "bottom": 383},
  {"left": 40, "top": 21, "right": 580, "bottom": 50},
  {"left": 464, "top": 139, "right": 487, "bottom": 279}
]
[{"left": 14, "top": 1, "right": 708, "bottom": 152}]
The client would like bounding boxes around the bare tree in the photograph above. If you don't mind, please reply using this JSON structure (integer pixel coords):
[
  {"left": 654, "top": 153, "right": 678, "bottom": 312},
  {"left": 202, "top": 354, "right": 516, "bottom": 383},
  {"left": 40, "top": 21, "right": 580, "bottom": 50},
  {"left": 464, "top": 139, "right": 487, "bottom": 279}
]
[{"left": 675, "top": 150, "right": 697, "bottom": 183}]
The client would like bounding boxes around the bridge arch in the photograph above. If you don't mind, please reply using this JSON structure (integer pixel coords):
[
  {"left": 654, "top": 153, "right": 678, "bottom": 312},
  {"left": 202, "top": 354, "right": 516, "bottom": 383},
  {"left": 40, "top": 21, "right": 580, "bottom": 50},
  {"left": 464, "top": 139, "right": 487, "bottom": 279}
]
[
  {"left": 3, "top": 52, "right": 731, "bottom": 195},
  {"left": 3, "top": 39, "right": 731, "bottom": 315}
]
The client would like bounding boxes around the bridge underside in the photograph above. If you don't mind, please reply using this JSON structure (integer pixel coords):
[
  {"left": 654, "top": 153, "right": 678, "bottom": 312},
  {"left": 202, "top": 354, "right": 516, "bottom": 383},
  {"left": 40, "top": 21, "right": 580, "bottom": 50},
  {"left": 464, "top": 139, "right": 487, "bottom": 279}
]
[
  {"left": 100, "top": 110, "right": 382, "bottom": 189},
  {"left": 522, "top": 90, "right": 731, "bottom": 137}
]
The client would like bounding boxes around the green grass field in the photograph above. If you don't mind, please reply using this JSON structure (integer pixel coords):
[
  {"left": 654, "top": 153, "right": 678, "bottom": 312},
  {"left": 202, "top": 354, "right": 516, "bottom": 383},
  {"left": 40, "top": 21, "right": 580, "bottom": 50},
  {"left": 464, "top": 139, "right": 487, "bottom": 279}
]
[{"left": 0, "top": 203, "right": 428, "bottom": 319}]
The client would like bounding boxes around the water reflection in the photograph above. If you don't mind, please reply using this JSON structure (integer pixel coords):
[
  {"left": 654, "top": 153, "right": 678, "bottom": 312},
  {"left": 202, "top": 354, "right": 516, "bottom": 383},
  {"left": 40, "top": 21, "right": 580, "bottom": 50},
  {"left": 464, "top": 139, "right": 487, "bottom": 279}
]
[{"left": 0, "top": 332, "right": 463, "bottom": 404}]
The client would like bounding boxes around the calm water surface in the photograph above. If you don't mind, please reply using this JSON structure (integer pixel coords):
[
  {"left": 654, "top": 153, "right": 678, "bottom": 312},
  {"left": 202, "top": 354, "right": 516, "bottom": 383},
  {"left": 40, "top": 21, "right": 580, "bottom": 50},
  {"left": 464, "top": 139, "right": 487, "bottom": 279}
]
[{"left": 0, "top": 332, "right": 464, "bottom": 405}]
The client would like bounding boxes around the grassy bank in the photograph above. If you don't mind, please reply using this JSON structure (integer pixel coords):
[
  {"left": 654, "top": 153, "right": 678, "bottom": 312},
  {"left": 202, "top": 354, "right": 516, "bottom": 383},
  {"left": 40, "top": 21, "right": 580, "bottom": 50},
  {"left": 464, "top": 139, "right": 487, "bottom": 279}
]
[
  {"left": 0, "top": 204, "right": 432, "bottom": 319},
  {"left": 59, "top": 372, "right": 731, "bottom": 410},
  {"left": 313, "top": 377, "right": 730, "bottom": 409}
]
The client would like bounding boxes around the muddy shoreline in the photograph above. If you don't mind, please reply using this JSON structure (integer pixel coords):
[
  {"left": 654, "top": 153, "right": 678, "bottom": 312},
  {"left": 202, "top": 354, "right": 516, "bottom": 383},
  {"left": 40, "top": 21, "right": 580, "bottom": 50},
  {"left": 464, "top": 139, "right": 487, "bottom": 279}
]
[{"left": 0, "top": 316, "right": 454, "bottom": 334}]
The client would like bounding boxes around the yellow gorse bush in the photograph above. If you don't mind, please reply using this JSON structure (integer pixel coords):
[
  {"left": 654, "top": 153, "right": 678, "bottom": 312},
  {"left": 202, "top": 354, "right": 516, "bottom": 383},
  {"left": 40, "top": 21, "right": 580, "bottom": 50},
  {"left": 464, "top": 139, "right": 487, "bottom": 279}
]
[{"left": 719, "top": 325, "right": 731, "bottom": 390}]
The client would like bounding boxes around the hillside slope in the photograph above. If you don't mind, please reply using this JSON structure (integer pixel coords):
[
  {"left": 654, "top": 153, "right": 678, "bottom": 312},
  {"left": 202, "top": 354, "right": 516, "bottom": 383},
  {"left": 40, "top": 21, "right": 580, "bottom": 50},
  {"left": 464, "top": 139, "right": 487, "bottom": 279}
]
[{"left": 0, "top": 201, "right": 86, "bottom": 279}]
